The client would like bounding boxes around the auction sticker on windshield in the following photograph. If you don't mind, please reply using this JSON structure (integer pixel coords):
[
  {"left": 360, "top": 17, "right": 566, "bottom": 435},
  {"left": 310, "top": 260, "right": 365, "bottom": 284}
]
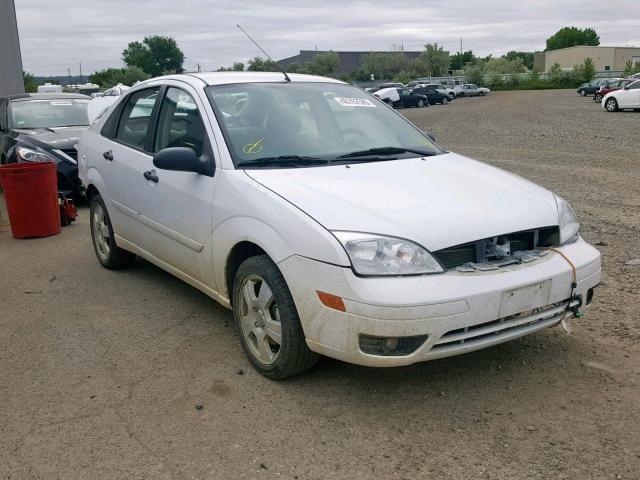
[{"left": 334, "top": 97, "right": 376, "bottom": 108}]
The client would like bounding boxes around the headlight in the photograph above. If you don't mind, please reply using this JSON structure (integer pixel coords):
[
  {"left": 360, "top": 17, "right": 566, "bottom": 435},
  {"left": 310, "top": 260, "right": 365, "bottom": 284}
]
[
  {"left": 333, "top": 231, "right": 444, "bottom": 276},
  {"left": 15, "top": 145, "right": 57, "bottom": 163},
  {"left": 556, "top": 196, "right": 580, "bottom": 244}
]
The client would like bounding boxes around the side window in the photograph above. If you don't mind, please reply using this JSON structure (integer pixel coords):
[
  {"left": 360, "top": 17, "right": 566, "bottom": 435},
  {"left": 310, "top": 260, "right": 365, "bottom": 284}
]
[
  {"left": 154, "top": 87, "right": 205, "bottom": 156},
  {"left": 628, "top": 82, "right": 640, "bottom": 90},
  {"left": 114, "top": 87, "right": 160, "bottom": 150}
]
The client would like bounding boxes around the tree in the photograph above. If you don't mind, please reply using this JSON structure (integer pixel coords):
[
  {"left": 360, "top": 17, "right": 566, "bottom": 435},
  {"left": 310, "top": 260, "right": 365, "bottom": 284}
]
[
  {"left": 416, "top": 43, "right": 449, "bottom": 77},
  {"left": 246, "top": 56, "right": 279, "bottom": 72},
  {"left": 623, "top": 60, "right": 640, "bottom": 76},
  {"left": 450, "top": 50, "right": 475, "bottom": 71},
  {"left": 217, "top": 62, "right": 245, "bottom": 72},
  {"left": 484, "top": 57, "right": 526, "bottom": 74},
  {"left": 23, "top": 71, "right": 38, "bottom": 93},
  {"left": 308, "top": 52, "right": 339, "bottom": 77},
  {"left": 361, "top": 52, "right": 412, "bottom": 80},
  {"left": 545, "top": 27, "right": 600, "bottom": 51},
  {"left": 122, "top": 35, "right": 184, "bottom": 76},
  {"left": 503, "top": 51, "right": 535, "bottom": 70},
  {"left": 90, "top": 67, "right": 151, "bottom": 88},
  {"left": 581, "top": 57, "right": 596, "bottom": 83},
  {"left": 464, "top": 64, "right": 485, "bottom": 86}
]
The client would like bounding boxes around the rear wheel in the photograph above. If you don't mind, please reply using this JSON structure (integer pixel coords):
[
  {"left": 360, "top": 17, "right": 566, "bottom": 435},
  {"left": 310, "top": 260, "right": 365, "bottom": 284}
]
[
  {"left": 580, "top": 90, "right": 586, "bottom": 97},
  {"left": 417, "top": 99, "right": 425, "bottom": 108},
  {"left": 441, "top": 97, "right": 448, "bottom": 104},
  {"left": 594, "top": 93, "right": 603, "bottom": 103},
  {"left": 232, "top": 255, "right": 318, "bottom": 379},
  {"left": 89, "top": 194, "right": 135, "bottom": 269},
  {"left": 605, "top": 98, "right": 618, "bottom": 112}
]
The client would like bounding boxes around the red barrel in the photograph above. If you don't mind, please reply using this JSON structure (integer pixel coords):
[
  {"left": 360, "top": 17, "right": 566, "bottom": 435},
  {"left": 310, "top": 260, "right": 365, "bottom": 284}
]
[{"left": 0, "top": 162, "right": 60, "bottom": 239}]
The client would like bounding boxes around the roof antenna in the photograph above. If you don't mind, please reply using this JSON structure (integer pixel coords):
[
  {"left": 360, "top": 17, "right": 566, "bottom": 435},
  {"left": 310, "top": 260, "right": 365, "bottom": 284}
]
[{"left": 236, "top": 24, "right": 291, "bottom": 82}]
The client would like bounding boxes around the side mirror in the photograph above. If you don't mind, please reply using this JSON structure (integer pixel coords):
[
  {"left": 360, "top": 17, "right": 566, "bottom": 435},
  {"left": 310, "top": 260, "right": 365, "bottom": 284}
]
[
  {"left": 153, "top": 147, "right": 213, "bottom": 176},
  {"left": 424, "top": 131, "right": 436, "bottom": 142}
]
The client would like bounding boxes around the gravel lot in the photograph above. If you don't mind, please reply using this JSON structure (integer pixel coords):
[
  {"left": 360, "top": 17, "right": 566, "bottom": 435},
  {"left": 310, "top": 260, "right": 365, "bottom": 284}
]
[{"left": 1, "top": 89, "right": 639, "bottom": 479}]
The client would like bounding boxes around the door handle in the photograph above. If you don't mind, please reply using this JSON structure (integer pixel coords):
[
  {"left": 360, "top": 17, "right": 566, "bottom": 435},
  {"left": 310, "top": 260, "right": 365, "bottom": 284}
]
[
  {"left": 143, "top": 169, "right": 159, "bottom": 183},
  {"left": 103, "top": 150, "right": 113, "bottom": 161}
]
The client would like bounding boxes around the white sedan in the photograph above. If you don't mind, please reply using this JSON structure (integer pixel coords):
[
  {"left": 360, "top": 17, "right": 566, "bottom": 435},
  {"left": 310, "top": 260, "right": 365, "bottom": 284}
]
[
  {"left": 78, "top": 72, "right": 601, "bottom": 379},
  {"left": 602, "top": 80, "right": 640, "bottom": 112}
]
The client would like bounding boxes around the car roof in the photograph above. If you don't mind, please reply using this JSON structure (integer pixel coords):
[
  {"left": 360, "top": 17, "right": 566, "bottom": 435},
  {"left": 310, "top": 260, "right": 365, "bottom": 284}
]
[
  {"left": 135, "top": 71, "right": 345, "bottom": 89},
  {"left": 7, "top": 92, "right": 91, "bottom": 102}
]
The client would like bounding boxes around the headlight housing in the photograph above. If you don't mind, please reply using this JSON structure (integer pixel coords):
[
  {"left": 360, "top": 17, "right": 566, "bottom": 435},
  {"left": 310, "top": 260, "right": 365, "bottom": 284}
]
[
  {"left": 15, "top": 145, "right": 57, "bottom": 163},
  {"left": 333, "top": 231, "right": 444, "bottom": 276},
  {"left": 556, "top": 196, "right": 580, "bottom": 245}
]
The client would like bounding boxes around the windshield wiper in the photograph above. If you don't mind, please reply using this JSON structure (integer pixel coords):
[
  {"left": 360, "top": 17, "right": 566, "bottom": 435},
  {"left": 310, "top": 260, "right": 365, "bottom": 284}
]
[
  {"left": 237, "top": 155, "right": 329, "bottom": 168},
  {"left": 337, "top": 146, "right": 436, "bottom": 159}
]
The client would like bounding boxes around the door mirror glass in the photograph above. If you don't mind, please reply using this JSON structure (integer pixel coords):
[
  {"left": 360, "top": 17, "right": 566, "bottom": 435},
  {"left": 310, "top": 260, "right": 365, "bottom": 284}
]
[{"left": 153, "top": 147, "right": 209, "bottom": 175}]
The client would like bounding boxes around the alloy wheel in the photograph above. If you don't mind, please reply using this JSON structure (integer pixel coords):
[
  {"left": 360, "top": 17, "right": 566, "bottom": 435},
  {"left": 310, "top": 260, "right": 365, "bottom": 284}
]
[
  {"left": 92, "top": 203, "right": 111, "bottom": 261},
  {"left": 238, "top": 274, "right": 282, "bottom": 365}
]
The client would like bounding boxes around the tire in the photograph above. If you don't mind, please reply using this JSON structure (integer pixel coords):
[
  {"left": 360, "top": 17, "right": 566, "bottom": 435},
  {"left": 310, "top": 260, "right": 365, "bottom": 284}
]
[
  {"left": 441, "top": 97, "right": 448, "bottom": 105},
  {"left": 458, "top": 92, "right": 465, "bottom": 97},
  {"left": 417, "top": 99, "right": 425, "bottom": 108},
  {"left": 480, "top": 91, "right": 485, "bottom": 96},
  {"left": 89, "top": 194, "right": 136, "bottom": 269},
  {"left": 605, "top": 98, "right": 618, "bottom": 112},
  {"left": 232, "top": 255, "right": 318, "bottom": 379},
  {"left": 580, "top": 90, "right": 586, "bottom": 97},
  {"left": 594, "top": 93, "right": 602, "bottom": 103}
]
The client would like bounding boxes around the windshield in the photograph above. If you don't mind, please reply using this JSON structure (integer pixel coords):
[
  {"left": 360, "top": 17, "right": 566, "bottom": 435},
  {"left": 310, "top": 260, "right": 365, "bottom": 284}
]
[
  {"left": 205, "top": 82, "right": 442, "bottom": 167},
  {"left": 8, "top": 98, "right": 90, "bottom": 129}
]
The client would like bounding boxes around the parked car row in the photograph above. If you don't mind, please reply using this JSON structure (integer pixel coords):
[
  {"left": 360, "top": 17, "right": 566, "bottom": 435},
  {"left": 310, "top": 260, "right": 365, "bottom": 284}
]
[
  {"left": 366, "top": 82, "right": 490, "bottom": 109},
  {"left": 576, "top": 76, "right": 640, "bottom": 112}
]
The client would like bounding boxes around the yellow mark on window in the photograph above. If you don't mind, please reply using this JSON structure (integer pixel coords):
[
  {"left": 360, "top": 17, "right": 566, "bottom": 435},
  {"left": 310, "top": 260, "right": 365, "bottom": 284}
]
[{"left": 243, "top": 139, "right": 264, "bottom": 154}]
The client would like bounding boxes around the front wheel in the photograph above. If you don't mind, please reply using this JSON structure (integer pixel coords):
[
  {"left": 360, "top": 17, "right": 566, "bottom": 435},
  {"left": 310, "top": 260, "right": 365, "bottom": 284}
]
[
  {"left": 605, "top": 98, "right": 618, "bottom": 112},
  {"left": 232, "top": 255, "right": 318, "bottom": 379},
  {"left": 594, "top": 93, "right": 603, "bottom": 103},
  {"left": 89, "top": 194, "right": 135, "bottom": 269},
  {"left": 417, "top": 99, "right": 425, "bottom": 108},
  {"left": 441, "top": 97, "right": 448, "bottom": 104},
  {"left": 580, "top": 90, "right": 586, "bottom": 97}
]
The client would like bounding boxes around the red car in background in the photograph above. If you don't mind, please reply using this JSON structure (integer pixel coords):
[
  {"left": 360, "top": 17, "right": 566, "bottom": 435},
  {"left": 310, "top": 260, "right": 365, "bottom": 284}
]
[{"left": 594, "top": 79, "right": 633, "bottom": 103}]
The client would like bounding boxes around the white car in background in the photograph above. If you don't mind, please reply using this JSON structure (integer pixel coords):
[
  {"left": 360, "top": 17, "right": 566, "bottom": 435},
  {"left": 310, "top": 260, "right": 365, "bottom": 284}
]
[
  {"left": 78, "top": 72, "right": 601, "bottom": 379},
  {"left": 602, "top": 80, "right": 640, "bottom": 112},
  {"left": 455, "top": 84, "right": 490, "bottom": 97},
  {"left": 416, "top": 83, "right": 456, "bottom": 100}
]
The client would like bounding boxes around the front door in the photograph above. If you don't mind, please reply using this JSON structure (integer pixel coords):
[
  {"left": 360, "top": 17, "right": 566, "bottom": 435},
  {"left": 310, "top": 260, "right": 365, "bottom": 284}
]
[{"left": 134, "top": 85, "right": 216, "bottom": 282}]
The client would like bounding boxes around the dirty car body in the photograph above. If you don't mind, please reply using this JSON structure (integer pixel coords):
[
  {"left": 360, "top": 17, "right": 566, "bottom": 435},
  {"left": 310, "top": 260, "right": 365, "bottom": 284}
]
[{"left": 78, "top": 72, "right": 601, "bottom": 378}]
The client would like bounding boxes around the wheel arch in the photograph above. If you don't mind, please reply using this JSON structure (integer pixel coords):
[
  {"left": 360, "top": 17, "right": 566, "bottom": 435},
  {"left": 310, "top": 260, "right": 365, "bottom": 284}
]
[{"left": 225, "top": 241, "right": 268, "bottom": 306}]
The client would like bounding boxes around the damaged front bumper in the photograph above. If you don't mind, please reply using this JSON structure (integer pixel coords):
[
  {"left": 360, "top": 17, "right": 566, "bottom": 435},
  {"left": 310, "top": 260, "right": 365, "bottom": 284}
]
[{"left": 278, "top": 236, "right": 601, "bottom": 367}]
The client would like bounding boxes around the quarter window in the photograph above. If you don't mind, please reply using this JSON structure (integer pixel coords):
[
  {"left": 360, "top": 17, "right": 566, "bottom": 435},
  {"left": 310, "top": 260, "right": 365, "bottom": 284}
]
[
  {"left": 153, "top": 87, "right": 205, "bottom": 156},
  {"left": 627, "top": 81, "right": 640, "bottom": 90},
  {"left": 115, "top": 87, "right": 160, "bottom": 150}
]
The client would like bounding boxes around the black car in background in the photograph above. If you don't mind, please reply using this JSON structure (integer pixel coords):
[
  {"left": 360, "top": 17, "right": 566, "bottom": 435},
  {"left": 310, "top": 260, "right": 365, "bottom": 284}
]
[
  {"left": 576, "top": 79, "right": 610, "bottom": 97},
  {"left": 0, "top": 93, "right": 90, "bottom": 196},
  {"left": 375, "top": 88, "right": 429, "bottom": 108},
  {"left": 412, "top": 86, "right": 451, "bottom": 104}
]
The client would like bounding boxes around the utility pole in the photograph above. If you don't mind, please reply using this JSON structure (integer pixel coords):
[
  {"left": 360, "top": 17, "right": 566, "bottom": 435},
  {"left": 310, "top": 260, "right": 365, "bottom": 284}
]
[
  {"left": 460, "top": 37, "right": 463, "bottom": 71},
  {"left": 197, "top": 63, "right": 201, "bottom": 72},
  {"left": 79, "top": 61, "right": 83, "bottom": 84},
  {"left": 68, "top": 68, "right": 72, "bottom": 87}
]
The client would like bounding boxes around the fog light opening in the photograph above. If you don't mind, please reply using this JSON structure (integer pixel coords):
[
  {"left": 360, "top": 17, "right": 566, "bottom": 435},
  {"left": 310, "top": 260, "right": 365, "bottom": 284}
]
[{"left": 359, "top": 334, "right": 428, "bottom": 356}]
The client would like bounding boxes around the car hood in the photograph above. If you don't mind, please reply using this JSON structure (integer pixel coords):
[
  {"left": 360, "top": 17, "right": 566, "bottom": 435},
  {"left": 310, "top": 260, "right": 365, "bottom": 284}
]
[
  {"left": 245, "top": 153, "right": 560, "bottom": 252},
  {"left": 12, "top": 126, "right": 88, "bottom": 150}
]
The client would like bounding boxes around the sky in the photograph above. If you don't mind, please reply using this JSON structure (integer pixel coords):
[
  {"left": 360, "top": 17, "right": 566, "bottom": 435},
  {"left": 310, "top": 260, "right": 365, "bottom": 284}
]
[{"left": 14, "top": 0, "right": 640, "bottom": 76}]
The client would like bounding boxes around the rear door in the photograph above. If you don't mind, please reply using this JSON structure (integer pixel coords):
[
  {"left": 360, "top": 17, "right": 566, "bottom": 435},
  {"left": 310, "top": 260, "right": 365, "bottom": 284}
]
[{"left": 98, "top": 86, "right": 161, "bottom": 246}]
